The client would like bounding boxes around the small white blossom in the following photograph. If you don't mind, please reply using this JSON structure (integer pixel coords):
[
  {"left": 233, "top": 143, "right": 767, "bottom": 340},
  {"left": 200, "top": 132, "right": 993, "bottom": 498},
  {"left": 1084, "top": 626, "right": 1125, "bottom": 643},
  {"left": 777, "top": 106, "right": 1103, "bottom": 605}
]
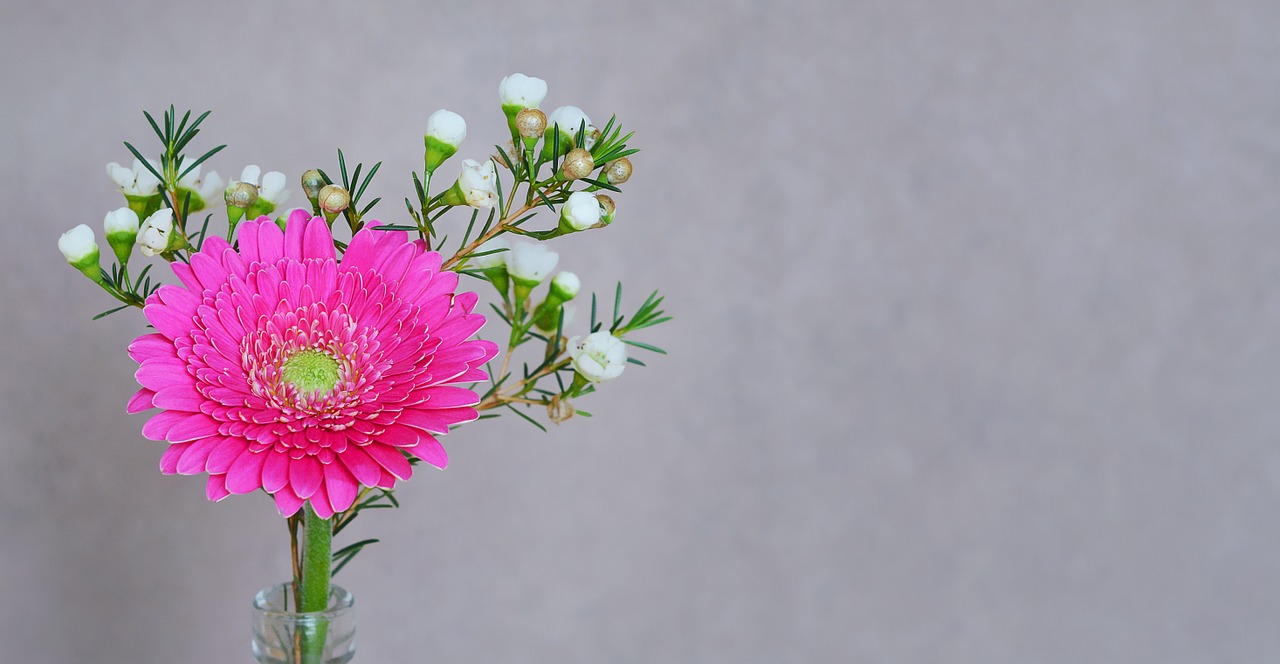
[
  {"left": 103, "top": 207, "right": 140, "bottom": 238},
  {"left": 233, "top": 165, "right": 289, "bottom": 206},
  {"left": 568, "top": 331, "right": 627, "bottom": 383},
  {"left": 58, "top": 224, "right": 99, "bottom": 264},
  {"left": 560, "top": 191, "right": 601, "bottom": 231},
  {"left": 499, "top": 73, "right": 548, "bottom": 109},
  {"left": 545, "top": 106, "right": 592, "bottom": 141},
  {"left": 175, "top": 159, "right": 224, "bottom": 208},
  {"left": 453, "top": 159, "right": 499, "bottom": 209},
  {"left": 136, "top": 209, "right": 174, "bottom": 257},
  {"left": 426, "top": 109, "right": 467, "bottom": 147},
  {"left": 506, "top": 240, "right": 559, "bottom": 285},
  {"left": 470, "top": 238, "right": 509, "bottom": 270},
  {"left": 107, "top": 159, "right": 162, "bottom": 196},
  {"left": 550, "top": 271, "right": 580, "bottom": 300}
]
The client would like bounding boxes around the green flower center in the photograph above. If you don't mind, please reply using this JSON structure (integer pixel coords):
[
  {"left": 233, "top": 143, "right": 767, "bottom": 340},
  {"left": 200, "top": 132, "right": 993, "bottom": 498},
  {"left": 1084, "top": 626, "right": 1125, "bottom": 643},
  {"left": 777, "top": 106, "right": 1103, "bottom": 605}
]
[{"left": 282, "top": 350, "right": 340, "bottom": 394}]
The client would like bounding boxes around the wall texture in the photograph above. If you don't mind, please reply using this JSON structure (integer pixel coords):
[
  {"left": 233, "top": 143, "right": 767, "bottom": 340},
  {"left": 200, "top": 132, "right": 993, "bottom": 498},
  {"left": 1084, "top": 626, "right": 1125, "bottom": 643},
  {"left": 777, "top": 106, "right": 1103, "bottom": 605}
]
[{"left": 3, "top": 1, "right": 1279, "bottom": 662}]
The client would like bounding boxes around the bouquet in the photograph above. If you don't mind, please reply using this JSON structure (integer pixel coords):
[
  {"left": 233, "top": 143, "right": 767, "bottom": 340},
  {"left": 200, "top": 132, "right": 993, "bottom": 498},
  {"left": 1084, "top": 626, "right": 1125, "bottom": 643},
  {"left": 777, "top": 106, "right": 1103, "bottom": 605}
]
[{"left": 56, "top": 73, "right": 669, "bottom": 662}]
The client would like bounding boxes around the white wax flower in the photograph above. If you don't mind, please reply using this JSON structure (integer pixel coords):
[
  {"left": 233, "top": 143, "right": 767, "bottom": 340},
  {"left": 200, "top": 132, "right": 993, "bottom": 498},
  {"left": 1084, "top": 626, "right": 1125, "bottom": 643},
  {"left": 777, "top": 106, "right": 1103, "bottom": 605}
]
[
  {"left": 426, "top": 109, "right": 467, "bottom": 147},
  {"left": 560, "top": 191, "right": 601, "bottom": 231},
  {"left": 568, "top": 331, "right": 627, "bottom": 383},
  {"left": 136, "top": 208, "right": 174, "bottom": 257},
  {"left": 550, "top": 271, "right": 580, "bottom": 300},
  {"left": 103, "top": 207, "right": 140, "bottom": 238},
  {"left": 454, "top": 159, "right": 499, "bottom": 209},
  {"left": 499, "top": 73, "right": 548, "bottom": 109},
  {"left": 58, "top": 224, "right": 99, "bottom": 264},
  {"left": 234, "top": 165, "right": 289, "bottom": 205},
  {"left": 506, "top": 240, "right": 559, "bottom": 285},
  {"left": 107, "top": 159, "right": 162, "bottom": 196},
  {"left": 174, "top": 158, "right": 225, "bottom": 208},
  {"left": 470, "top": 238, "right": 509, "bottom": 270},
  {"left": 545, "top": 106, "right": 592, "bottom": 140}
]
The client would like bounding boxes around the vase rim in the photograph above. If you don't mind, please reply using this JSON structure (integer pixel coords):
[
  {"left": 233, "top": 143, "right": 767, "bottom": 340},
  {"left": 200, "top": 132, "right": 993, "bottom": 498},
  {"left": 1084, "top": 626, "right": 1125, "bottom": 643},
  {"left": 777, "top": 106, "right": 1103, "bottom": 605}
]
[{"left": 252, "top": 582, "right": 354, "bottom": 620}]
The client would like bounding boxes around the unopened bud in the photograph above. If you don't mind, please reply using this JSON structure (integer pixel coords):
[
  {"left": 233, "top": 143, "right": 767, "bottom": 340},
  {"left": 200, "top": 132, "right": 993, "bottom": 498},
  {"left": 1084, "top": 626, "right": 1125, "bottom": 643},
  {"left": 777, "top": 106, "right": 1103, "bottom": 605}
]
[
  {"left": 516, "top": 108, "right": 547, "bottom": 139},
  {"left": 593, "top": 194, "right": 615, "bottom": 227},
  {"left": 301, "top": 169, "right": 326, "bottom": 200},
  {"left": 584, "top": 125, "right": 601, "bottom": 150},
  {"left": 560, "top": 148, "right": 594, "bottom": 181},
  {"left": 604, "top": 158, "right": 632, "bottom": 185},
  {"left": 318, "top": 185, "right": 350, "bottom": 215},
  {"left": 225, "top": 181, "right": 259, "bottom": 209},
  {"left": 547, "top": 395, "right": 575, "bottom": 424}
]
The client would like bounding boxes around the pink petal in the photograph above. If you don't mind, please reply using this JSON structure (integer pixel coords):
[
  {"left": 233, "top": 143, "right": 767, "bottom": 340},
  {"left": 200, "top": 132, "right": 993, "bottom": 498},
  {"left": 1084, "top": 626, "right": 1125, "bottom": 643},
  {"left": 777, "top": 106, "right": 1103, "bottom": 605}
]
[
  {"left": 337, "top": 445, "right": 382, "bottom": 486},
  {"left": 167, "top": 413, "right": 221, "bottom": 442},
  {"left": 310, "top": 483, "right": 335, "bottom": 519},
  {"left": 176, "top": 436, "right": 221, "bottom": 475},
  {"left": 404, "top": 433, "right": 448, "bottom": 470},
  {"left": 273, "top": 486, "right": 305, "bottom": 516},
  {"left": 144, "top": 303, "right": 195, "bottom": 341},
  {"left": 423, "top": 386, "right": 481, "bottom": 408},
  {"left": 159, "top": 443, "right": 190, "bottom": 474},
  {"left": 256, "top": 218, "right": 285, "bottom": 263},
  {"left": 283, "top": 212, "right": 306, "bottom": 259},
  {"left": 225, "top": 449, "right": 268, "bottom": 494},
  {"left": 152, "top": 386, "right": 204, "bottom": 412},
  {"left": 322, "top": 462, "right": 359, "bottom": 513},
  {"left": 157, "top": 284, "right": 200, "bottom": 317},
  {"left": 142, "top": 410, "right": 188, "bottom": 441},
  {"left": 237, "top": 221, "right": 261, "bottom": 263},
  {"left": 205, "top": 438, "right": 247, "bottom": 473},
  {"left": 189, "top": 251, "right": 230, "bottom": 292},
  {"left": 126, "top": 388, "right": 156, "bottom": 414},
  {"left": 127, "top": 333, "right": 176, "bottom": 363},
  {"left": 207, "top": 474, "right": 231, "bottom": 502},
  {"left": 364, "top": 443, "right": 412, "bottom": 480},
  {"left": 261, "top": 451, "right": 291, "bottom": 493},
  {"left": 289, "top": 455, "right": 323, "bottom": 499},
  {"left": 302, "top": 215, "right": 336, "bottom": 261}
]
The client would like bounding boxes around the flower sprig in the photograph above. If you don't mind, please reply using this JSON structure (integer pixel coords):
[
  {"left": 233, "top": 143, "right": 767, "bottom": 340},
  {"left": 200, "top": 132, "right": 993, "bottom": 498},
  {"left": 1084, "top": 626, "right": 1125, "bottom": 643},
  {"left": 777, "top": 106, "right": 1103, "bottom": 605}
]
[{"left": 57, "top": 75, "right": 670, "bottom": 647}]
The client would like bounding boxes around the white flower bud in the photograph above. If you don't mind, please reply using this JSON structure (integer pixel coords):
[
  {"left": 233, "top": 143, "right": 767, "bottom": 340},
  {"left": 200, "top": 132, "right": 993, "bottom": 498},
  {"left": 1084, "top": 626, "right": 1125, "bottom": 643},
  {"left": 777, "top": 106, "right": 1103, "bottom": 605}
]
[
  {"left": 604, "top": 158, "right": 632, "bottom": 185},
  {"left": 104, "top": 207, "right": 140, "bottom": 238},
  {"left": 545, "top": 106, "right": 592, "bottom": 142},
  {"left": 559, "top": 191, "right": 601, "bottom": 232},
  {"left": 107, "top": 159, "right": 162, "bottom": 196},
  {"left": 470, "top": 237, "right": 509, "bottom": 270},
  {"left": 444, "top": 159, "right": 499, "bottom": 209},
  {"left": 104, "top": 207, "right": 140, "bottom": 264},
  {"left": 568, "top": 331, "right": 627, "bottom": 383},
  {"left": 516, "top": 108, "right": 547, "bottom": 139},
  {"left": 549, "top": 271, "right": 580, "bottom": 301},
  {"left": 233, "top": 165, "right": 289, "bottom": 209},
  {"left": 426, "top": 109, "right": 467, "bottom": 147},
  {"left": 59, "top": 224, "right": 99, "bottom": 265},
  {"left": 499, "top": 73, "right": 548, "bottom": 110},
  {"left": 136, "top": 209, "right": 174, "bottom": 257},
  {"left": 506, "top": 240, "right": 559, "bottom": 286}
]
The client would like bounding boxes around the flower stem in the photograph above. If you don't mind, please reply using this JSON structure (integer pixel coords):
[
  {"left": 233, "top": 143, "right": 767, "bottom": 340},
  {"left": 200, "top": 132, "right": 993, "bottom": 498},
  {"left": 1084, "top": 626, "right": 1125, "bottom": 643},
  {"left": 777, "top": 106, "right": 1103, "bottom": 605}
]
[{"left": 298, "top": 504, "right": 332, "bottom": 664}]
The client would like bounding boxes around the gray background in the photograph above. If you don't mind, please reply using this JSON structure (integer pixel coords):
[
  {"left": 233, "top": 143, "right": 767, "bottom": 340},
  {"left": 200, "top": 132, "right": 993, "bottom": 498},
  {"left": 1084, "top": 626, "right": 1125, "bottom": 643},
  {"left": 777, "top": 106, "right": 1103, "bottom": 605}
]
[{"left": 2, "top": 0, "right": 1278, "bottom": 662}]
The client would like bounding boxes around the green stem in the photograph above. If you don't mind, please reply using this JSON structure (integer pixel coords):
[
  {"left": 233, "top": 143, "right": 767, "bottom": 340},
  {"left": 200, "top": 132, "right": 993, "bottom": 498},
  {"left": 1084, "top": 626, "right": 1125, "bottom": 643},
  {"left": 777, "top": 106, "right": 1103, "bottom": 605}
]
[{"left": 298, "top": 504, "right": 332, "bottom": 663}]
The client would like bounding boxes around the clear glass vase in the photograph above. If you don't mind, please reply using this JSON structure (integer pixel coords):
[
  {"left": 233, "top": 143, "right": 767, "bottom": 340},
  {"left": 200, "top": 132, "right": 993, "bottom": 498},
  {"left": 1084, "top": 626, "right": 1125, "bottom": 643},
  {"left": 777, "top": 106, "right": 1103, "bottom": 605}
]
[{"left": 252, "top": 582, "right": 356, "bottom": 664}]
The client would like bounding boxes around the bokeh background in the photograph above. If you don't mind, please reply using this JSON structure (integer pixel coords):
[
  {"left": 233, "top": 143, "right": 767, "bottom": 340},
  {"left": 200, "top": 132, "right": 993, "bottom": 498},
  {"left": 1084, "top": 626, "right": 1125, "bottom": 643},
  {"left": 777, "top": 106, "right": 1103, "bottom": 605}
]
[{"left": 3, "top": 0, "right": 1279, "bottom": 662}]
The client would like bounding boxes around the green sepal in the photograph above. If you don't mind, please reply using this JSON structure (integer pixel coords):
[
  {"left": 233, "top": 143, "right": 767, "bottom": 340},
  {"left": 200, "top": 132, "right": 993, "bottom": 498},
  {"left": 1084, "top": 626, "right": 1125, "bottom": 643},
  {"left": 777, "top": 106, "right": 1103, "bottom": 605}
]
[
  {"left": 423, "top": 136, "right": 458, "bottom": 174},
  {"left": 125, "top": 193, "right": 163, "bottom": 220}
]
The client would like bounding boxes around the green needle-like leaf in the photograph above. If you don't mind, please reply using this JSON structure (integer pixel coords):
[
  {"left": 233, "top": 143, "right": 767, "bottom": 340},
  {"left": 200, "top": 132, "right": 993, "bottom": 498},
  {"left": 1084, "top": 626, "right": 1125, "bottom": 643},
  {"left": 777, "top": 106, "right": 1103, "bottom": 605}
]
[
  {"left": 623, "top": 339, "right": 667, "bottom": 354},
  {"left": 506, "top": 404, "right": 548, "bottom": 432}
]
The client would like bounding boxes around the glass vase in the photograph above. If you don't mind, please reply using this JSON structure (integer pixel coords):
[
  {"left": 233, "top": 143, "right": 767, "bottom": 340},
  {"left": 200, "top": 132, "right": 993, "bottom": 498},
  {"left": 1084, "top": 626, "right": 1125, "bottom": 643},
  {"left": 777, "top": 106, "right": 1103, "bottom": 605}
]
[{"left": 252, "top": 582, "right": 356, "bottom": 664}]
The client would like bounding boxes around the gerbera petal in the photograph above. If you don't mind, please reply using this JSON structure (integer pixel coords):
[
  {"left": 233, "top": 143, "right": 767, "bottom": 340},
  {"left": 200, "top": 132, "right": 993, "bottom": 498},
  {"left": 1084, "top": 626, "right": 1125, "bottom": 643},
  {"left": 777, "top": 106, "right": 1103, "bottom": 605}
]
[
  {"left": 289, "top": 455, "right": 324, "bottom": 499},
  {"left": 310, "top": 483, "right": 336, "bottom": 519},
  {"left": 142, "top": 410, "right": 189, "bottom": 441},
  {"left": 337, "top": 446, "right": 383, "bottom": 486},
  {"left": 206, "top": 438, "right": 248, "bottom": 474},
  {"left": 273, "top": 486, "right": 305, "bottom": 517},
  {"left": 152, "top": 385, "right": 204, "bottom": 412},
  {"left": 302, "top": 214, "right": 336, "bottom": 261},
  {"left": 322, "top": 462, "right": 359, "bottom": 513},
  {"left": 176, "top": 436, "right": 221, "bottom": 475},
  {"left": 256, "top": 218, "right": 286, "bottom": 263},
  {"left": 126, "top": 388, "right": 156, "bottom": 414},
  {"left": 237, "top": 221, "right": 261, "bottom": 263},
  {"left": 404, "top": 432, "right": 448, "bottom": 470},
  {"left": 207, "top": 474, "right": 231, "bottom": 502},
  {"left": 226, "top": 449, "right": 269, "bottom": 494},
  {"left": 364, "top": 443, "right": 413, "bottom": 480},
  {"left": 159, "top": 443, "right": 190, "bottom": 474},
  {"left": 167, "top": 413, "right": 221, "bottom": 442},
  {"left": 261, "top": 450, "right": 291, "bottom": 493}
]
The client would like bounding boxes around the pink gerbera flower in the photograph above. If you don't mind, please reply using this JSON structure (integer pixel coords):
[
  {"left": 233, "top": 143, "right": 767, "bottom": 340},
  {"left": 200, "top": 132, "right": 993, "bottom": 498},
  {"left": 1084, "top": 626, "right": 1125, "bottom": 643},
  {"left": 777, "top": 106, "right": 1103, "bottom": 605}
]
[{"left": 127, "top": 211, "right": 498, "bottom": 518}]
